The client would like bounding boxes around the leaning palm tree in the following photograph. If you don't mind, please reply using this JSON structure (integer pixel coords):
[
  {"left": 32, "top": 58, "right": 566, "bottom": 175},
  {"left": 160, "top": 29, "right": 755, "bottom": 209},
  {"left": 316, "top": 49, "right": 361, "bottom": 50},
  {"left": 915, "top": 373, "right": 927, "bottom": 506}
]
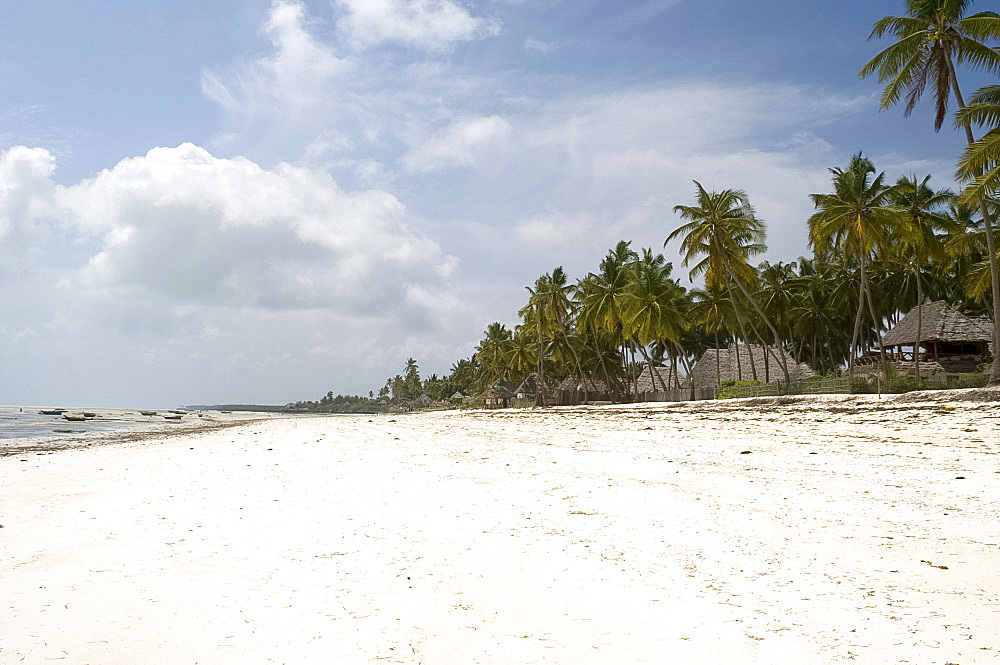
[
  {"left": 808, "top": 153, "right": 904, "bottom": 379},
  {"left": 668, "top": 181, "right": 791, "bottom": 383},
  {"left": 859, "top": 0, "right": 1000, "bottom": 383}
]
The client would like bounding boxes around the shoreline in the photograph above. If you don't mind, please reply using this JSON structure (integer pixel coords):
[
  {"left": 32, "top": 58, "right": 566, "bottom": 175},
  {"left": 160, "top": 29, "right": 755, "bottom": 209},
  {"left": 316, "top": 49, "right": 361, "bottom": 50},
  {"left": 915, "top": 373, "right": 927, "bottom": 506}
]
[{"left": 2, "top": 398, "right": 998, "bottom": 663}]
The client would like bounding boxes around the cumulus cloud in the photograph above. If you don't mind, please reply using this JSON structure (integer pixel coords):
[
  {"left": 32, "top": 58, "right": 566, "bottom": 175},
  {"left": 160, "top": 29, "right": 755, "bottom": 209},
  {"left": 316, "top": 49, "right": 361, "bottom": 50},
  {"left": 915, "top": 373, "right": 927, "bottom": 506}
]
[
  {"left": 335, "top": 0, "right": 502, "bottom": 51},
  {"left": 401, "top": 115, "right": 511, "bottom": 173},
  {"left": 0, "top": 142, "right": 470, "bottom": 404}
]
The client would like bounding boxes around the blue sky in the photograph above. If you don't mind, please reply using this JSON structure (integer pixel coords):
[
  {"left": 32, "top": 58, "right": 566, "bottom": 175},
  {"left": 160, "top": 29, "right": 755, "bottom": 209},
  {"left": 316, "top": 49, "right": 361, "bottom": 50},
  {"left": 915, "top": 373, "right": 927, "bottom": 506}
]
[{"left": 0, "top": 0, "right": 994, "bottom": 407}]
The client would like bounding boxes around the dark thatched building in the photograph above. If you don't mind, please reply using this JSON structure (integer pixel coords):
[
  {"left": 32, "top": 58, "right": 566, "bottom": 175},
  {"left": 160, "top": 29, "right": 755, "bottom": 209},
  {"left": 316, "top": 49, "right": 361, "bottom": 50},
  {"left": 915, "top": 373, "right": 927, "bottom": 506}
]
[
  {"left": 514, "top": 372, "right": 550, "bottom": 400},
  {"left": 880, "top": 301, "right": 993, "bottom": 373}
]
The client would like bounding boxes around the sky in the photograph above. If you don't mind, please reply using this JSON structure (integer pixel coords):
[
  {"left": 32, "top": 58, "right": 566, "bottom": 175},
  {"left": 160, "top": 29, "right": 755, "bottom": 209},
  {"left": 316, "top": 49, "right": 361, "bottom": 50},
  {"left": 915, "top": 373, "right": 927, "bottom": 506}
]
[{"left": 0, "top": 0, "right": 994, "bottom": 408}]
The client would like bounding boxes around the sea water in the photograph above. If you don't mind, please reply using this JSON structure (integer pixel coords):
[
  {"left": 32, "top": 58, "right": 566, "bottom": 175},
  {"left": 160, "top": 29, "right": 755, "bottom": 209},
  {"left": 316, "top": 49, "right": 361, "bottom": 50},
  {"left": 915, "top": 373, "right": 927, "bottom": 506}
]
[{"left": 0, "top": 405, "right": 254, "bottom": 453}]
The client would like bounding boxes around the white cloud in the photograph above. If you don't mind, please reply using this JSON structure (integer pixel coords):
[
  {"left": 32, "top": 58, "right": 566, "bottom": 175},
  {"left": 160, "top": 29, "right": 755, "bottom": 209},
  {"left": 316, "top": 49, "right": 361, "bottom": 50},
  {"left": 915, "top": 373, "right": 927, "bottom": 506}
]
[
  {"left": 336, "top": 0, "right": 502, "bottom": 51},
  {"left": 402, "top": 115, "right": 511, "bottom": 173},
  {"left": 201, "top": 0, "right": 351, "bottom": 116},
  {"left": 524, "top": 37, "right": 556, "bottom": 53}
]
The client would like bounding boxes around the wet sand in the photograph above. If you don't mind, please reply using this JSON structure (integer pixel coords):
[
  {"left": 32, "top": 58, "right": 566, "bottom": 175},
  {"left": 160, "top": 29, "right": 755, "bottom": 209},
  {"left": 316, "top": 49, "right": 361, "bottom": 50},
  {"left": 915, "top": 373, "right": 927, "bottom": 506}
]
[{"left": 1, "top": 394, "right": 998, "bottom": 663}]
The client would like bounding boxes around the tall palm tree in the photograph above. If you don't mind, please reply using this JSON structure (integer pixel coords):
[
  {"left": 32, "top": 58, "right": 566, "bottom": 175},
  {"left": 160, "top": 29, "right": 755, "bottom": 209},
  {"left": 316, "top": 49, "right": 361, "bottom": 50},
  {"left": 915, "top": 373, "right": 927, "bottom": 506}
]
[
  {"left": 474, "top": 323, "right": 513, "bottom": 390},
  {"left": 890, "top": 174, "right": 955, "bottom": 378},
  {"left": 808, "top": 153, "right": 903, "bottom": 379},
  {"left": 668, "top": 181, "right": 791, "bottom": 383},
  {"left": 859, "top": 0, "right": 1000, "bottom": 383},
  {"left": 620, "top": 249, "right": 686, "bottom": 391}
]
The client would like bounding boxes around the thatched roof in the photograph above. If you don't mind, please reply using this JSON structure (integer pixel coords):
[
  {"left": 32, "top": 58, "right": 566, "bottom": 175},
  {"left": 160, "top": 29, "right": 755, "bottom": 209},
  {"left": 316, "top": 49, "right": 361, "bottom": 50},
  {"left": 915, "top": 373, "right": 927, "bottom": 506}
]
[
  {"left": 558, "top": 375, "right": 610, "bottom": 393},
  {"left": 515, "top": 372, "right": 549, "bottom": 396},
  {"left": 635, "top": 365, "right": 686, "bottom": 392},
  {"left": 490, "top": 378, "right": 516, "bottom": 398},
  {"left": 689, "top": 344, "right": 815, "bottom": 389},
  {"left": 881, "top": 301, "right": 992, "bottom": 347}
]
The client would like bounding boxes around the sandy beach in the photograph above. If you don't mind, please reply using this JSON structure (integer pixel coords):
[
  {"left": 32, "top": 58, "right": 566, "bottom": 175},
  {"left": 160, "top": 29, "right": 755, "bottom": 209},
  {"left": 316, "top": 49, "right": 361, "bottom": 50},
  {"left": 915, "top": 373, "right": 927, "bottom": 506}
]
[{"left": 1, "top": 395, "right": 998, "bottom": 664}]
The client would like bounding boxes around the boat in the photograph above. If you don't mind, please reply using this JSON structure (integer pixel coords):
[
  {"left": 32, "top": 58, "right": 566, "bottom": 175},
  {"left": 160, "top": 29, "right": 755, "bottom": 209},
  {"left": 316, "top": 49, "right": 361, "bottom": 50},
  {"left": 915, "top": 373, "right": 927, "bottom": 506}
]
[
  {"left": 139, "top": 410, "right": 158, "bottom": 416},
  {"left": 63, "top": 414, "right": 87, "bottom": 422},
  {"left": 83, "top": 412, "right": 97, "bottom": 418},
  {"left": 163, "top": 414, "right": 183, "bottom": 421},
  {"left": 40, "top": 409, "right": 66, "bottom": 415},
  {"left": 168, "top": 409, "right": 187, "bottom": 415}
]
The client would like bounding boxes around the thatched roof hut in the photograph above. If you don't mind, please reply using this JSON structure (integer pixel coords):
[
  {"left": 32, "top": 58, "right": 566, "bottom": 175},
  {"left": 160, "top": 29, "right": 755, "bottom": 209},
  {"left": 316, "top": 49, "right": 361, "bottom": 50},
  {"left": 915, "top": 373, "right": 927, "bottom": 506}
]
[
  {"left": 880, "top": 301, "right": 992, "bottom": 372},
  {"left": 514, "top": 372, "right": 549, "bottom": 398},
  {"left": 479, "top": 386, "right": 509, "bottom": 409},
  {"left": 635, "top": 365, "right": 686, "bottom": 393},
  {"left": 491, "top": 378, "right": 516, "bottom": 397},
  {"left": 881, "top": 301, "right": 992, "bottom": 349},
  {"left": 558, "top": 375, "right": 610, "bottom": 393},
  {"left": 689, "top": 344, "right": 814, "bottom": 389}
]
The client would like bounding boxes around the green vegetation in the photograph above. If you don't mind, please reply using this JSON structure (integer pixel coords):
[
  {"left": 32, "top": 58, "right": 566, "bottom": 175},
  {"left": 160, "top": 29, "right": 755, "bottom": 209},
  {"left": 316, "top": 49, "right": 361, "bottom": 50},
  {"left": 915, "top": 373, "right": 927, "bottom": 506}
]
[{"left": 298, "top": 2, "right": 1000, "bottom": 408}]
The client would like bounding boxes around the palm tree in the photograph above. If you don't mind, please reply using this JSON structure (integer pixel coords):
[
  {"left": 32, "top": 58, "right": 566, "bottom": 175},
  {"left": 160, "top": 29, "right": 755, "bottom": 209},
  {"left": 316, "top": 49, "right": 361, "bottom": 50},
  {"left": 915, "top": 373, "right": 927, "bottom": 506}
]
[
  {"left": 956, "top": 85, "right": 1000, "bottom": 203},
  {"left": 689, "top": 285, "right": 733, "bottom": 386},
  {"left": 620, "top": 249, "right": 686, "bottom": 392},
  {"left": 859, "top": 0, "right": 1000, "bottom": 383},
  {"left": 576, "top": 242, "right": 638, "bottom": 397},
  {"left": 808, "top": 153, "right": 903, "bottom": 379},
  {"left": 668, "top": 181, "right": 791, "bottom": 383},
  {"left": 474, "top": 323, "right": 512, "bottom": 390},
  {"left": 890, "top": 175, "right": 955, "bottom": 378}
]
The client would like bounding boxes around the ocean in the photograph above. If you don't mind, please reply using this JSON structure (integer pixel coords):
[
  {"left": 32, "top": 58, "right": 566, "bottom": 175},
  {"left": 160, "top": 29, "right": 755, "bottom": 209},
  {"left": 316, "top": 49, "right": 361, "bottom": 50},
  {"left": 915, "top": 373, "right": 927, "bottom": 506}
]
[{"left": 0, "top": 405, "right": 266, "bottom": 454}]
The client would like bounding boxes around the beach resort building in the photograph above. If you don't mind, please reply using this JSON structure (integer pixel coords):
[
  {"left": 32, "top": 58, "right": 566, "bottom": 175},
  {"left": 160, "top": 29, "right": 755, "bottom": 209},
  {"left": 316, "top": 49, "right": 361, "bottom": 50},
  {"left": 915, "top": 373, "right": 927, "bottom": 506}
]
[
  {"left": 689, "top": 344, "right": 815, "bottom": 389},
  {"left": 879, "top": 301, "right": 993, "bottom": 374}
]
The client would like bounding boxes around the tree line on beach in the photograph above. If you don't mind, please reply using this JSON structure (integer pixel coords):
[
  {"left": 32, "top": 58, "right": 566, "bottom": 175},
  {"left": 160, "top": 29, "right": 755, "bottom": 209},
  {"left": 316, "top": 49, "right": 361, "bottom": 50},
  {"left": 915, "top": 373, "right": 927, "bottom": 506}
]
[{"left": 305, "top": 1, "right": 1000, "bottom": 412}]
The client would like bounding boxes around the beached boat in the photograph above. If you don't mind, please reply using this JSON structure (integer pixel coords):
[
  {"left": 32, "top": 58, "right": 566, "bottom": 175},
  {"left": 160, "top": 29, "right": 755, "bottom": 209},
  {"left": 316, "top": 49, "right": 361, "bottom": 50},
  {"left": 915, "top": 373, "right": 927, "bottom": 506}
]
[
  {"left": 162, "top": 414, "right": 183, "bottom": 421},
  {"left": 83, "top": 412, "right": 97, "bottom": 418},
  {"left": 63, "top": 414, "right": 87, "bottom": 422},
  {"left": 168, "top": 409, "right": 187, "bottom": 415},
  {"left": 39, "top": 409, "right": 66, "bottom": 415},
  {"left": 139, "top": 410, "right": 158, "bottom": 416}
]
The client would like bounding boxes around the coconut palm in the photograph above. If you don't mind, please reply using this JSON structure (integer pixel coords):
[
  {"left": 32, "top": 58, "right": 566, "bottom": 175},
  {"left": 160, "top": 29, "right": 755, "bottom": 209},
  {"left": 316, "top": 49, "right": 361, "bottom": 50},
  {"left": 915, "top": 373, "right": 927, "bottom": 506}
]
[
  {"left": 890, "top": 175, "right": 955, "bottom": 378},
  {"left": 474, "top": 323, "right": 513, "bottom": 390},
  {"left": 808, "top": 153, "right": 904, "bottom": 378},
  {"left": 620, "top": 248, "right": 686, "bottom": 391},
  {"left": 956, "top": 85, "right": 1000, "bottom": 202},
  {"left": 668, "top": 181, "right": 791, "bottom": 383},
  {"left": 859, "top": 0, "right": 1000, "bottom": 383}
]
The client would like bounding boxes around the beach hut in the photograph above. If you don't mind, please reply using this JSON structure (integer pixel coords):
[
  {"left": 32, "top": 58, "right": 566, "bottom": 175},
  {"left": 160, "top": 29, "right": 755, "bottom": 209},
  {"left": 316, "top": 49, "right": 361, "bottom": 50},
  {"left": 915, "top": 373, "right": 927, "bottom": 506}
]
[
  {"left": 557, "top": 376, "right": 612, "bottom": 405},
  {"left": 514, "top": 372, "right": 550, "bottom": 400},
  {"left": 879, "top": 301, "right": 993, "bottom": 374},
  {"left": 635, "top": 365, "right": 686, "bottom": 393},
  {"left": 689, "top": 344, "right": 814, "bottom": 389},
  {"left": 480, "top": 386, "right": 509, "bottom": 409}
]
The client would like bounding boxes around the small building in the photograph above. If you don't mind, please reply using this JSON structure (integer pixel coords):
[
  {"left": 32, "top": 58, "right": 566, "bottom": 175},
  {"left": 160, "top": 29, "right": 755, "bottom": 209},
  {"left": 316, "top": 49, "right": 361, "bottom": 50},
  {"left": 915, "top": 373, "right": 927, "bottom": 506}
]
[
  {"left": 557, "top": 375, "right": 612, "bottom": 405},
  {"left": 689, "top": 344, "right": 814, "bottom": 389},
  {"left": 480, "top": 378, "right": 516, "bottom": 409},
  {"left": 880, "top": 301, "right": 993, "bottom": 373}
]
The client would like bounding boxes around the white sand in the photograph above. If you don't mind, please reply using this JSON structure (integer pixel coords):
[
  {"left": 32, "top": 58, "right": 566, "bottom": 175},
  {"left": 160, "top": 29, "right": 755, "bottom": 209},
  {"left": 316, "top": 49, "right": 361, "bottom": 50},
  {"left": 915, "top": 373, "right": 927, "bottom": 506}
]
[{"left": 1, "top": 396, "right": 998, "bottom": 664}]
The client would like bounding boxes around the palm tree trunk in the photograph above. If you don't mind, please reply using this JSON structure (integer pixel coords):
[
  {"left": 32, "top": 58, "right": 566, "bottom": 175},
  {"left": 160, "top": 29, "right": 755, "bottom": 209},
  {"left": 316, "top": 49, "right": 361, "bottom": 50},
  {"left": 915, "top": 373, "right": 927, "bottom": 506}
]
[
  {"left": 849, "top": 281, "right": 865, "bottom": 382},
  {"left": 723, "top": 257, "right": 792, "bottom": 384},
  {"left": 715, "top": 329, "right": 721, "bottom": 386},
  {"left": 947, "top": 59, "right": 1000, "bottom": 384},
  {"left": 915, "top": 270, "right": 923, "bottom": 381},
  {"left": 861, "top": 255, "right": 887, "bottom": 376},
  {"left": 725, "top": 282, "right": 755, "bottom": 381}
]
